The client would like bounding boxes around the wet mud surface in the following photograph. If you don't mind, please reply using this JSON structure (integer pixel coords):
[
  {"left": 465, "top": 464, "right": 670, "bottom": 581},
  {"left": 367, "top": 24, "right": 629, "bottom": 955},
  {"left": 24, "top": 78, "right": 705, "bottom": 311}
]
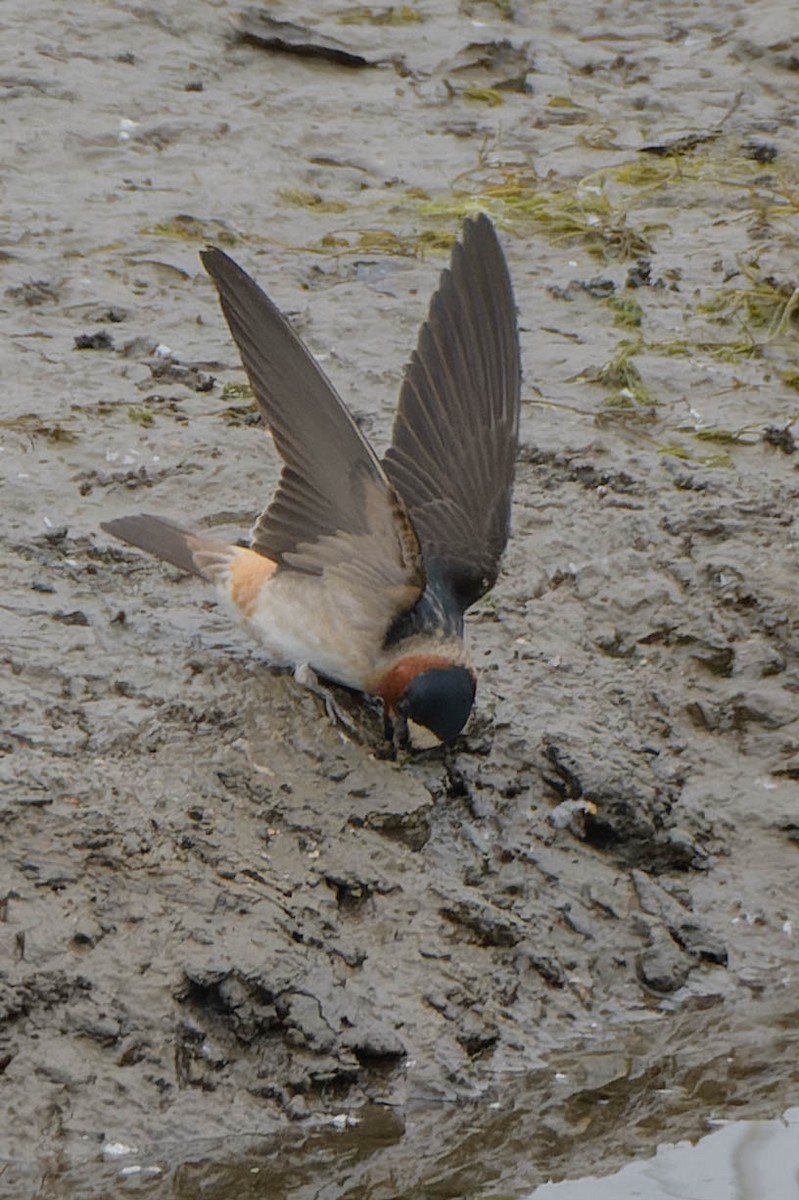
[{"left": 2, "top": 0, "right": 799, "bottom": 1195}]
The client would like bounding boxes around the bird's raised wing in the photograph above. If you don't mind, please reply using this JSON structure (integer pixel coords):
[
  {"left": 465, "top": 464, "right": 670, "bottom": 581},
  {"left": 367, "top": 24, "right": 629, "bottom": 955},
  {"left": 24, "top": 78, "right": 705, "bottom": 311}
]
[
  {"left": 201, "top": 247, "right": 423, "bottom": 614},
  {"left": 382, "top": 214, "right": 520, "bottom": 614}
]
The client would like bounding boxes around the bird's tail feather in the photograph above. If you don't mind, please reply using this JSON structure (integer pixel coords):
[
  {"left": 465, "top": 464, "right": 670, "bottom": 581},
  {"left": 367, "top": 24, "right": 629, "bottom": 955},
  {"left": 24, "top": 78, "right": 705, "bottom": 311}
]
[{"left": 100, "top": 514, "right": 231, "bottom": 582}]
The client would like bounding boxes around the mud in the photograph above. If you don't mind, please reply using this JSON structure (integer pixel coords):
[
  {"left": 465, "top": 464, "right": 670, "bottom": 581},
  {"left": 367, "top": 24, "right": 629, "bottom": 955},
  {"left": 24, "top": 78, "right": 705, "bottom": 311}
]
[{"left": 2, "top": 0, "right": 799, "bottom": 1195}]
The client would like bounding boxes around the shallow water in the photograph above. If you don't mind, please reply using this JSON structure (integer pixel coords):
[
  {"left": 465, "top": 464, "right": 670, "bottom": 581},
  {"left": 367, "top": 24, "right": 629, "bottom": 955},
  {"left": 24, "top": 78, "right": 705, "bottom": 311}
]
[
  {"left": 529, "top": 1109, "right": 799, "bottom": 1200},
  {"left": 8, "top": 996, "right": 799, "bottom": 1196}
]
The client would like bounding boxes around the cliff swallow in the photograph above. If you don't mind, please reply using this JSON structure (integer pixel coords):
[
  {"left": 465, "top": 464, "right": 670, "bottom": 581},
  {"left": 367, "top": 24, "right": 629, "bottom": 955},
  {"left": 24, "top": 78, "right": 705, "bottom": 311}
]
[{"left": 102, "top": 214, "right": 520, "bottom": 749}]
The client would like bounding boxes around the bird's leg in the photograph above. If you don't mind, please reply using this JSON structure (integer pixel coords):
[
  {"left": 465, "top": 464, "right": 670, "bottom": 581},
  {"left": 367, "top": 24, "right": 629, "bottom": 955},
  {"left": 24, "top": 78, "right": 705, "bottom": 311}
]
[
  {"left": 391, "top": 710, "right": 410, "bottom": 751},
  {"left": 293, "top": 662, "right": 359, "bottom": 738}
]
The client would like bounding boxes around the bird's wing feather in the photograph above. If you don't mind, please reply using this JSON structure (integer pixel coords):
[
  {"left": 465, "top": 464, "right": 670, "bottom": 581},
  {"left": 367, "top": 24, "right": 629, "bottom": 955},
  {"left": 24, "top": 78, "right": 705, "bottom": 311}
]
[
  {"left": 382, "top": 214, "right": 520, "bottom": 614},
  {"left": 201, "top": 246, "right": 423, "bottom": 630}
]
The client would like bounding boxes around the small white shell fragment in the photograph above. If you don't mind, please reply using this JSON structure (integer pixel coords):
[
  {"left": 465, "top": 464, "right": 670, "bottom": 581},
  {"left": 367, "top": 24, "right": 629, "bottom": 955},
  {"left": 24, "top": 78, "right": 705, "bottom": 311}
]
[
  {"left": 118, "top": 118, "right": 138, "bottom": 143},
  {"left": 330, "top": 1113, "right": 360, "bottom": 1130},
  {"left": 102, "top": 1141, "right": 137, "bottom": 1159},
  {"left": 548, "top": 798, "right": 597, "bottom": 829}
]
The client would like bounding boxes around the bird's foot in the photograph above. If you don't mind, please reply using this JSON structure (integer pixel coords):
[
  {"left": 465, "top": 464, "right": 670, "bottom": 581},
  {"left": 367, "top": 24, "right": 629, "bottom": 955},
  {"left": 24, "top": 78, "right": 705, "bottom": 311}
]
[{"left": 293, "top": 663, "right": 361, "bottom": 740}]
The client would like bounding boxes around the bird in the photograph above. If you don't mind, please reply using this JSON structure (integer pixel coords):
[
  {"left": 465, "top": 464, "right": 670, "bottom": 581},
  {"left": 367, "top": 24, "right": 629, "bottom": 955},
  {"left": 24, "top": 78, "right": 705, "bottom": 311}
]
[{"left": 101, "top": 214, "right": 521, "bottom": 750}]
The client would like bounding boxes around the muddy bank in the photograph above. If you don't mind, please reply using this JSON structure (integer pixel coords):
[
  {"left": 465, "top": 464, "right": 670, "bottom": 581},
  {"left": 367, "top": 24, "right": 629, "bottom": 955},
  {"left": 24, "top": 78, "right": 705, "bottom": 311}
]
[{"left": 2, "top": 0, "right": 799, "bottom": 1193}]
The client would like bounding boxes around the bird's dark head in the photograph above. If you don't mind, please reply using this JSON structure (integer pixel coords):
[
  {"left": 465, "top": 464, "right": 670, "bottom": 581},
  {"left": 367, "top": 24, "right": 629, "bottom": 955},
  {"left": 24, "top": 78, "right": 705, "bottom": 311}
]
[{"left": 394, "top": 664, "right": 476, "bottom": 750}]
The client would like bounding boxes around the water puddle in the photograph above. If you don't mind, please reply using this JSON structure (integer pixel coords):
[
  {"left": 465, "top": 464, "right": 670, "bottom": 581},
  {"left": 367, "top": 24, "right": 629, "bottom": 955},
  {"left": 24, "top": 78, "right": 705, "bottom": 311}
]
[
  {"left": 528, "top": 1107, "right": 799, "bottom": 1200},
  {"left": 11, "top": 995, "right": 799, "bottom": 1199}
]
